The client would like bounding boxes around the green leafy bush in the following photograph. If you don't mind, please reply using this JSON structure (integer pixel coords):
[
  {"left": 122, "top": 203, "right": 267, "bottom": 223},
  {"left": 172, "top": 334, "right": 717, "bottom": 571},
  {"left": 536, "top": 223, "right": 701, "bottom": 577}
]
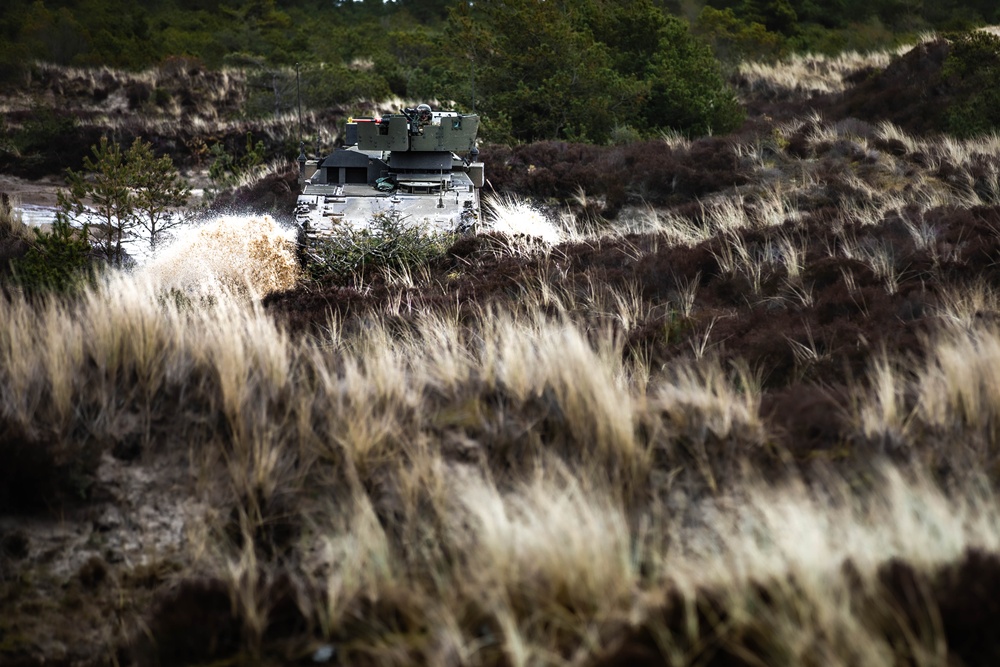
[
  {"left": 643, "top": 15, "right": 747, "bottom": 137},
  {"left": 943, "top": 30, "right": 1000, "bottom": 138},
  {"left": 304, "top": 210, "right": 454, "bottom": 285},
  {"left": 451, "top": 0, "right": 743, "bottom": 143},
  {"left": 10, "top": 106, "right": 78, "bottom": 158},
  {"left": 694, "top": 6, "right": 788, "bottom": 65},
  {"left": 208, "top": 132, "right": 266, "bottom": 197},
  {"left": 11, "top": 215, "right": 94, "bottom": 298},
  {"left": 300, "top": 62, "right": 393, "bottom": 108}
]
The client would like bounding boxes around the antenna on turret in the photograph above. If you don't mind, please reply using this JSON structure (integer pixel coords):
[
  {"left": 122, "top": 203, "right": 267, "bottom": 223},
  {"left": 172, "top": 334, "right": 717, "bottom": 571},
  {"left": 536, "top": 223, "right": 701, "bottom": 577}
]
[
  {"left": 295, "top": 62, "right": 303, "bottom": 146},
  {"left": 296, "top": 62, "right": 306, "bottom": 189},
  {"left": 470, "top": 56, "right": 476, "bottom": 114},
  {"left": 467, "top": 0, "right": 476, "bottom": 112},
  {"left": 469, "top": 44, "right": 477, "bottom": 114}
]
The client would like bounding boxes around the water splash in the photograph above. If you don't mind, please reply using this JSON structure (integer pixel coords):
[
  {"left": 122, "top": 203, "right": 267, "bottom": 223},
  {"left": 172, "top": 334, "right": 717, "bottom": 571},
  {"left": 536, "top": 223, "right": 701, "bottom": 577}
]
[
  {"left": 140, "top": 214, "right": 300, "bottom": 298},
  {"left": 483, "top": 195, "right": 566, "bottom": 246}
]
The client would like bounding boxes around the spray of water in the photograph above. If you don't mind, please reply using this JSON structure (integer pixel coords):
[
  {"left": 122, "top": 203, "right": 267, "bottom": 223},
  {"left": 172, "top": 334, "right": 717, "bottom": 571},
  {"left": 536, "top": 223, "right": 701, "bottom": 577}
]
[
  {"left": 483, "top": 195, "right": 568, "bottom": 246},
  {"left": 139, "top": 214, "right": 300, "bottom": 299}
]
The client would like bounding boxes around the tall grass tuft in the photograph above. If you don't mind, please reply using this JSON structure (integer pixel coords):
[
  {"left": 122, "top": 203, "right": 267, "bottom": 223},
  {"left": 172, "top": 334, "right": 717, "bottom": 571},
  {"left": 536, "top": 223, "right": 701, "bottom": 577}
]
[{"left": 13, "top": 181, "right": 1000, "bottom": 664}]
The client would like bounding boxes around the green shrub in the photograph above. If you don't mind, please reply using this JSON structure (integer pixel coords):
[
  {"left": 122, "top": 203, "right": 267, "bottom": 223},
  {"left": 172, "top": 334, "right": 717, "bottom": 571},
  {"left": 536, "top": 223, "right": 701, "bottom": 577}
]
[
  {"left": 453, "top": 0, "right": 743, "bottom": 143},
  {"left": 153, "top": 86, "right": 172, "bottom": 107},
  {"left": 300, "top": 63, "right": 393, "bottom": 108},
  {"left": 207, "top": 132, "right": 266, "bottom": 197},
  {"left": 943, "top": 30, "right": 1000, "bottom": 138},
  {"left": 609, "top": 124, "right": 643, "bottom": 146},
  {"left": 10, "top": 106, "right": 77, "bottom": 157},
  {"left": 304, "top": 210, "right": 454, "bottom": 285},
  {"left": 643, "top": 16, "right": 747, "bottom": 137},
  {"left": 11, "top": 214, "right": 94, "bottom": 298},
  {"left": 694, "top": 6, "right": 787, "bottom": 65}
]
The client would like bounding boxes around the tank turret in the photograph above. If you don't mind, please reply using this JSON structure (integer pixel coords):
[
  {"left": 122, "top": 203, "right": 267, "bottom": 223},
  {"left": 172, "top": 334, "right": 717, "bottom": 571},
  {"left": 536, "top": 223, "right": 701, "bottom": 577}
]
[{"left": 352, "top": 107, "right": 480, "bottom": 154}]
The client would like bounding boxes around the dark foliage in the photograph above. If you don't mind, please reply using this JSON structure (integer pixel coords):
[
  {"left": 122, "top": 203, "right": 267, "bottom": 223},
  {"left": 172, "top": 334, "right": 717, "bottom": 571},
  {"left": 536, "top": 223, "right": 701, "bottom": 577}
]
[
  {"left": 132, "top": 573, "right": 311, "bottom": 666},
  {"left": 595, "top": 547, "right": 1000, "bottom": 667},
  {"left": 205, "top": 162, "right": 299, "bottom": 224},
  {"left": 829, "top": 39, "right": 953, "bottom": 136},
  {"left": 876, "top": 550, "right": 1000, "bottom": 666},
  {"left": 481, "top": 136, "right": 746, "bottom": 213},
  {"left": 10, "top": 215, "right": 95, "bottom": 298},
  {"left": 139, "top": 578, "right": 242, "bottom": 665},
  {"left": 0, "top": 421, "right": 103, "bottom": 513},
  {"left": 0, "top": 107, "right": 106, "bottom": 179}
]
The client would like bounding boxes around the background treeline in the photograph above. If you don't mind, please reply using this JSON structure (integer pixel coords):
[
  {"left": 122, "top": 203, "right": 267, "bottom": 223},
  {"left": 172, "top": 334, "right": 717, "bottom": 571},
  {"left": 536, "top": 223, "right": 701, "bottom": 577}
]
[
  {"left": 1, "top": 0, "right": 999, "bottom": 144},
  {"left": 3, "top": 0, "right": 996, "bottom": 72},
  {"left": 693, "top": 0, "right": 1000, "bottom": 59}
]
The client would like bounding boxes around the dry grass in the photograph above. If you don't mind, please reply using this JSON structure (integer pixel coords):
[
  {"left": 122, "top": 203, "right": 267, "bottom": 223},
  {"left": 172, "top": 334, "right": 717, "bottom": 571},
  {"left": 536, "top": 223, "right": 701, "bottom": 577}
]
[
  {"left": 914, "top": 326, "right": 1000, "bottom": 451},
  {"left": 736, "top": 36, "right": 933, "bottom": 100},
  {"left": 11, "top": 118, "right": 1000, "bottom": 662},
  {"left": 0, "top": 193, "right": 32, "bottom": 242},
  {"left": 0, "top": 288, "right": 990, "bottom": 665},
  {"left": 14, "top": 30, "right": 1000, "bottom": 662}
]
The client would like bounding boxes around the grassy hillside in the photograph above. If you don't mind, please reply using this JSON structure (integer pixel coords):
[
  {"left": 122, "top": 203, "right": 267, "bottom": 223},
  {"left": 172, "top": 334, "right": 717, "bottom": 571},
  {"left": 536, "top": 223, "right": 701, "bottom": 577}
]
[{"left": 7, "top": 30, "right": 1000, "bottom": 667}]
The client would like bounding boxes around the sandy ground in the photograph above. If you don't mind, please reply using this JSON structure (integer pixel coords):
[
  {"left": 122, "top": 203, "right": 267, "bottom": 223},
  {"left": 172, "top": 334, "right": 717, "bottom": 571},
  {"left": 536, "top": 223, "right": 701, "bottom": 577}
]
[
  {"left": 0, "top": 173, "right": 66, "bottom": 208},
  {"left": 0, "top": 171, "right": 212, "bottom": 208},
  {"left": 1, "top": 171, "right": 211, "bottom": 230}
]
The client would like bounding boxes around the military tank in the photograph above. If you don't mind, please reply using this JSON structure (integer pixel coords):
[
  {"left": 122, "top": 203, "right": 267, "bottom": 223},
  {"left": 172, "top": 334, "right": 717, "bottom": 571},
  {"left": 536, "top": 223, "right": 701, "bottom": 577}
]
[{"left": 295, "top": 104, "right": 483, "bottom": 239}]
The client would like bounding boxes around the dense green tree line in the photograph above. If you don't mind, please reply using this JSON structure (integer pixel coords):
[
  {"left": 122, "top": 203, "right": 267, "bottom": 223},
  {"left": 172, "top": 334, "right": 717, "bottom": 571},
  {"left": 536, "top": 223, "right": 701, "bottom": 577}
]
[
  {"left": 3, "top": 0, "right": 993, "bottom": 72},
  {"left": 704, "top": 0, "right": 1000, "bottom": 33},
  {"left": 447, "top": 0, "right": 743, "bottom": 142},
  {"left": 696, "top": 0, "right": 1000, "bottom": 59},
  {"left": 1, "top": 0, "right": 999, "bottom": 143}
]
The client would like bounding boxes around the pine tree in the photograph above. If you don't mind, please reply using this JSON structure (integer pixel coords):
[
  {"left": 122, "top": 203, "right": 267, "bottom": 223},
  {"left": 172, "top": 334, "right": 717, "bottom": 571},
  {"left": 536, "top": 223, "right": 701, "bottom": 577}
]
[
  {"left": 58, "top": 136, "right": 191, "bottom": 264},
  {"left": 128, "top": 139, "right": 190, "bottom": 250},
  {"left": 452, "top": 0, "right": 744, "bottom": 142},
  {"left": 60, "top": 136, "right": 135, "bottom": 267}
]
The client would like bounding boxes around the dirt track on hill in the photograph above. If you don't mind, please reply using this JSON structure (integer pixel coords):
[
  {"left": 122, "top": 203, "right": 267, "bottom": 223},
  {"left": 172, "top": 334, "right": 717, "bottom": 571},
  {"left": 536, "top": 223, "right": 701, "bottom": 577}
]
[{"left": 0, "top": 174, "right": 65, "bottom": 208}]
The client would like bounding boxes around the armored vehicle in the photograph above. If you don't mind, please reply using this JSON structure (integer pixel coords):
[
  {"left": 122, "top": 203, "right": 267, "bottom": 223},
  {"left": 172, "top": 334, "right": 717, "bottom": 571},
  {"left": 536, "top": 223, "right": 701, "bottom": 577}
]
[{"left": 295, "top": 104, "right": 483, "bottom": 238}]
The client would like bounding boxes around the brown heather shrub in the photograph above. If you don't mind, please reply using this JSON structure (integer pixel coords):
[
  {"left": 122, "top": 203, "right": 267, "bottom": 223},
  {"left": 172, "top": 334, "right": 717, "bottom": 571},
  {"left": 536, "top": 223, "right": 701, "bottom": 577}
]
[
  {"left": 18, "top": 77, "right": 1000, "bottom": 663},
  {"left": 481, "top": 136, "right": 746, "bottom": 216},
  {"left": 825, "top": 39, "right": 951, "bottom": 136},
  {"left": 9, "top": 211, "right": 1000, "bottom": 664}
]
